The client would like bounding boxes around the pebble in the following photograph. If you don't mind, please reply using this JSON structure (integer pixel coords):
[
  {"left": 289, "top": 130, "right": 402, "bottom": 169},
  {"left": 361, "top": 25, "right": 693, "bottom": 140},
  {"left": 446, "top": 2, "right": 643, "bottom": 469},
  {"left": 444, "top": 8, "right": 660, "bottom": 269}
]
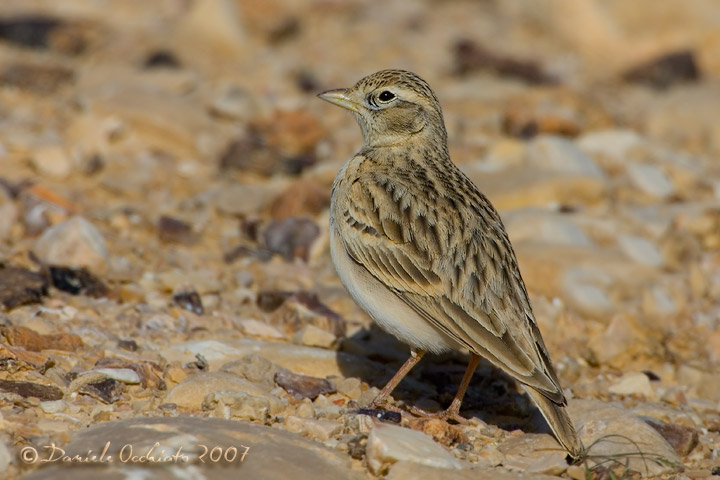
[
  {"left": 608, "top": 372, "right": 655, "bottom": 397},
  {"left": 34, "top": 216, "right": 109, "bottom": 275},
  {"left": 238, "top": 318, "right": 286, "bottom": 339},
  {"left": 627, "top": 163, "right": 675, "bottom": 199},
  {"left": 30, "top": 144, "right": 73, "bottom": 179},
  {"left": 366, "top": 422, "right": 465, "bottom": 474},
  {"left": 220, "top": 355, "right": 279, "bottom": 390},
  {"left": 293, "top": 324, "right": 337, "bottom": 349},
  {"left": 285, "top": 415, "right": 342, "bottom": 441},
  {"left": 618, "top": 234, "right": 664, "bottom": 267},
  {"left": 577, "top": 129, "right": 644, "bottom": 160},
  {"left": 528, "top": 135, "right": 604, "bottom": 177},
  {"left": 164, "top": 371, "right": 276, "bottom": 410},
  {"left": 275, "top": 369, "right": 335, "bottom": 400},
  {"left": 79, "top": 368, "right": 141, "bottom": 385}
]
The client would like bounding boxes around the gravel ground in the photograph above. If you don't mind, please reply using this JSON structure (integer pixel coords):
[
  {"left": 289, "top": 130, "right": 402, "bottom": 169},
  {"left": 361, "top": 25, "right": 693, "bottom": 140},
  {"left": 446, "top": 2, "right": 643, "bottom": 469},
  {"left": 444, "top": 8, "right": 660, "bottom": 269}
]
[{"left": 1, "top": 1, "right": 719, "bottom": 479}]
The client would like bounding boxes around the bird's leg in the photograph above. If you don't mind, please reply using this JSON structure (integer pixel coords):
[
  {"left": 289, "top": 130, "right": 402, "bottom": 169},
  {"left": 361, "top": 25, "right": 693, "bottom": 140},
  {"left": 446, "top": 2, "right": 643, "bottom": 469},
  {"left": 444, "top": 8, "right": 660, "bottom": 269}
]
[
  {"left": 371, "top": 348, "right": 426, "bottom": 411},
  {"left": 410, "top": 353, "right": 482, "bottom": 424}
]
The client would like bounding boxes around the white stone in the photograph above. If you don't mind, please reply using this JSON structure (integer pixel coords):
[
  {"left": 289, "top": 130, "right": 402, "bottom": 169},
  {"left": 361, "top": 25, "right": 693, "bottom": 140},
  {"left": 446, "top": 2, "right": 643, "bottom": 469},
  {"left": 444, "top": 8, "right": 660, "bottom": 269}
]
[
  {"left": 81, "top": 368, "right": 141, "bottom": 385},
  {"left": 627, "top": 163, "right": 674, "bottom": 199},
  {"left": 293, "top": 324, "right": 337, "bottom": 349},
  {"left": 34, "top": 216, "right": 109, "bottom": 274},
  {"left": 577, "top": 129, "right": 644, "bottom": 160},
  {"left": 618, "top": 234, "right": 664, "bottom": 267},
  {"left": 528, "top": 135, "right": 604, "bottom": 177},
  {"left": 239, "top": 319, "right": 285, "bottom": 340},
  {"left": 366, "top": 422, "right": 464, "bottom": 474},
  {"left": 31, "top": 145, "right": 73, "bottom": 179},
  {"left": 609, "top": 372, "right": 655, "bottom": 398},
  {"left": 39, "top": 400, "right": 67, "bottom": 414}
]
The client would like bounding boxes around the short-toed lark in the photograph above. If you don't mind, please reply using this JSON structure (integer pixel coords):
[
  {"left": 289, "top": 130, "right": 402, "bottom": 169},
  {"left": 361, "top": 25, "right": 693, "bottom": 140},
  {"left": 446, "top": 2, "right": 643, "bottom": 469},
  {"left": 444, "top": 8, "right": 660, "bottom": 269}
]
[{"left": 319, "top": 69, "right": 583, "bottom": 458}]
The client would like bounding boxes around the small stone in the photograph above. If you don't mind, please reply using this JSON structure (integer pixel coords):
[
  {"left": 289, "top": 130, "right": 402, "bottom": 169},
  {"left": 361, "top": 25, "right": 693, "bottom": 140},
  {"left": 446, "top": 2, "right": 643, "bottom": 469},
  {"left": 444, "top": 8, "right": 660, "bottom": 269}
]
[
  {"left": 34, "top": 216, "right": 109, "bottom": 275},
  {"left": 618, "top": 235, "right": 664, "bottom": 267},
  {"left": 203, "top": 390, "right": 276, "bottom": 421},
  {"left": 1, "top": 325, "right": 83, "bottom": 352},
  {"left": 275, "top": 369, "right": 335, "bottom": 400},
  {"left": 0, "top": 439, "right": 10, "bottom": 472},
  {"left": 608, "top": 372, "right": 655, "bottom": 398},
  {"left": 39, "top": 399, "right": 67, "bottom": 414},
  {"left": 0, "top": 266, "right": 48, "bottom": 310},
  {"left": 366, "top": 422, "right": 464, "bottom": 474},
  {"left": 293, "top": 324, "right": 337, "bottom": 349},
  {"left": 267, "top": 291, "right": 346, "bottom": 338},
  {"left": 577, "top": 129, "right": 644, "bottom": 160},
  {"left": 31, "top": 144, "right": 73, "bottom": 179},
  {"left": 165, "top": 371, "right": 274, "bottom": 410},
  {"left": 295, "top": 398, "right": 316, "bottom": 418},
  {"left": 562, "top": 268, "right": 614, "bottom": 318},
  {"left": 627, "top": 163, "right": 674, "bottom": 199},
  {"left": 143, "top": 49, "right": 182, "bottom": 69},
  {"left": 76, "top": 377, "right": 123, "bottom": 404},
  {"left": 262, "top": 217, "right": 320, "bottom": 262},
  {"left": 81, "top": 368, "right": 141, "bottom": 385},
  {"left": 238, "top": 318, "right": 285, "bottom": 339},
  {"left": 336, "top": 377, "right": 362, "bottom": 400},
  {"left": 209, "top": 84, "right": 257, "bottom": 121},
  {"left": 49, "top": 265, "right": 108, "bottom": 297},
  {"left": 0, "top": 379, "right": 63, "bottom": 401},
  {"left": 173, "top": 288, "right": 204, "bottom": 315},
  {"left": 285, "top": 416, "right": 341, "bottom": 441},
  {"left": 528, "top": 135, "right": 604, "bottom": 177},
  {"left": 643, "top": 418, "right": 699, "bottom": 456},
  {"left": 157, "top": 215, "right": 196, "bottom": 245},
  {"left": 220, "top": 354, "right": 280, "bottom": 389},
  {"left": 623, "top": 50, "right": 700, "bottom": 89}
]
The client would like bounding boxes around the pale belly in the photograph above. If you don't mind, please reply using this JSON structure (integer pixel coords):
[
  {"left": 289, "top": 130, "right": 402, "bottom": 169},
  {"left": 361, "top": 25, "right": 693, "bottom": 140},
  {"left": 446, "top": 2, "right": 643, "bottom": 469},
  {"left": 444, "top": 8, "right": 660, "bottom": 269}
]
[{"left": 329, "top": 224, "right": 459, "bottom": 354}]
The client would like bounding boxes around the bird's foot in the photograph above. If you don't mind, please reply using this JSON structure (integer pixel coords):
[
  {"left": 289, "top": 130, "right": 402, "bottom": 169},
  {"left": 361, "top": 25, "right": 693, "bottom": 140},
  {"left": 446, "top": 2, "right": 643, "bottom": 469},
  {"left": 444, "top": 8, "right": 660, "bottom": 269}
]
[{"left": 408, "top": 405, "right": 468, "bottom": 424}]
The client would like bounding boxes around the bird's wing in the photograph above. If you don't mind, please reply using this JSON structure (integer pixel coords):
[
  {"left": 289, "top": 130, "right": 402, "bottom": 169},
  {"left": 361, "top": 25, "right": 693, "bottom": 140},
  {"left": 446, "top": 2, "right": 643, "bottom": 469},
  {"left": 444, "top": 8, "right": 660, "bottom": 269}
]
[{"left": 337, "top": 170, "right": 565, "bottom": 403}]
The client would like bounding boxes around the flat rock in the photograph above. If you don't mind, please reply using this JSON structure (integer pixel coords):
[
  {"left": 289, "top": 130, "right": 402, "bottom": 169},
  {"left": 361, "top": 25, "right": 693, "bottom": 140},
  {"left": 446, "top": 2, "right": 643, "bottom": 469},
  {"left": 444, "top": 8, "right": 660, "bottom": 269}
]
[
  {"left": 569, "top": 399, "right": 683, "bottom": 477},
  {"left": 19, "top": 416, "right": 364, "bottom": 480},
  {"left": 498, "top": 434, "right": 569, "bottom": 475},
  {"left": 627, "top": 163, "right": 675, "bottom": 199},
  {"left": 164, "top": 371, "right": 275, "bottom": 410},
  {"left": 34, "top": 216, "right": 109, "bottom": 275},
  {"left": 366, "top": 422, "right": 465, "bottom": 474}
]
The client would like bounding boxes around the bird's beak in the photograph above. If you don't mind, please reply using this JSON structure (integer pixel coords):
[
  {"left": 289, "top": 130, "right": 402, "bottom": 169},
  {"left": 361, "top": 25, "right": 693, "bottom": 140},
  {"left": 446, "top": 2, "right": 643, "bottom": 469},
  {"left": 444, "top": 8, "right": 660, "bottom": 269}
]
[{"left": 317, "top": 88, "right": 361, "bottom": 113}]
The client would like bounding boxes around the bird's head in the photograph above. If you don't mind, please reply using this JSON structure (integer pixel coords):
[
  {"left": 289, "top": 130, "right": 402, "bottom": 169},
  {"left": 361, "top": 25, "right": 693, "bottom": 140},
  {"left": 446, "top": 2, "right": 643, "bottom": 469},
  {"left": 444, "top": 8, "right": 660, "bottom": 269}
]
[{"left": 318, "top": 69, "right": 447, "bottom": 148}]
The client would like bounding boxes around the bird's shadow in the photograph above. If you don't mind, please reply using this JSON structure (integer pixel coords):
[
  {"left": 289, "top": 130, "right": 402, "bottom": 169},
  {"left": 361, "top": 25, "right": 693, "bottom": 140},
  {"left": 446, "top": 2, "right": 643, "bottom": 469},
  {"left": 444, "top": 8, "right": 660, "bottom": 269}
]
[{"left": 337, "top": 323, "right": 552, "bottom": 436}]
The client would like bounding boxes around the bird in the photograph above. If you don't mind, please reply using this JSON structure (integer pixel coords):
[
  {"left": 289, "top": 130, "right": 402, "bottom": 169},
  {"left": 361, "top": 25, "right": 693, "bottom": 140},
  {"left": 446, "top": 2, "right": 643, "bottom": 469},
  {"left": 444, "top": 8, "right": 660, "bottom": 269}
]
[{"left": 318, "top": 69, "right": 583, "bottom": 458}]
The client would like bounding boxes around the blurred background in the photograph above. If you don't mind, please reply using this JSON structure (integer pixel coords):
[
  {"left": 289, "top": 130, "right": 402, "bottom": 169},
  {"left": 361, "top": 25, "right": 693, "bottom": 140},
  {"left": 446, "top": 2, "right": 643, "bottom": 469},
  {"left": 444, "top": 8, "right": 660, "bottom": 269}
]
[{"left": 1, "top": 1, "right": 719, "bottom": 478}]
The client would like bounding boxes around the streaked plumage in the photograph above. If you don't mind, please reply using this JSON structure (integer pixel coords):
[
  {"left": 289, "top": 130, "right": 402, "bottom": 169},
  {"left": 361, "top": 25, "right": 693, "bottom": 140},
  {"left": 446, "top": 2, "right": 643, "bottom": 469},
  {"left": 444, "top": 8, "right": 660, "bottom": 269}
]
[{"left": 319, "top": 69, "right": 583, "bottom": 458}]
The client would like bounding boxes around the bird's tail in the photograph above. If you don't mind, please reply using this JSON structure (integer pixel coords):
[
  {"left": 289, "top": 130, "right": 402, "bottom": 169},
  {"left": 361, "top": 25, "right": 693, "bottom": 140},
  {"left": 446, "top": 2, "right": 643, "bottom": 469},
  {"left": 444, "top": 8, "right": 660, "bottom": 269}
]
[{"left": 523, "top": 386, "right": 584, "bottom": 459}]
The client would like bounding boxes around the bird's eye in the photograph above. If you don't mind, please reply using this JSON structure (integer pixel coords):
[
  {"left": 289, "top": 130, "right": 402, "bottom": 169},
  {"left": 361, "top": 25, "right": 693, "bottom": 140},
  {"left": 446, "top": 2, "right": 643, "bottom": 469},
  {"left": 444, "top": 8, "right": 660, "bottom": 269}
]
[{"left": 377, "top": 91, "right": 395, "bottom": 102}]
